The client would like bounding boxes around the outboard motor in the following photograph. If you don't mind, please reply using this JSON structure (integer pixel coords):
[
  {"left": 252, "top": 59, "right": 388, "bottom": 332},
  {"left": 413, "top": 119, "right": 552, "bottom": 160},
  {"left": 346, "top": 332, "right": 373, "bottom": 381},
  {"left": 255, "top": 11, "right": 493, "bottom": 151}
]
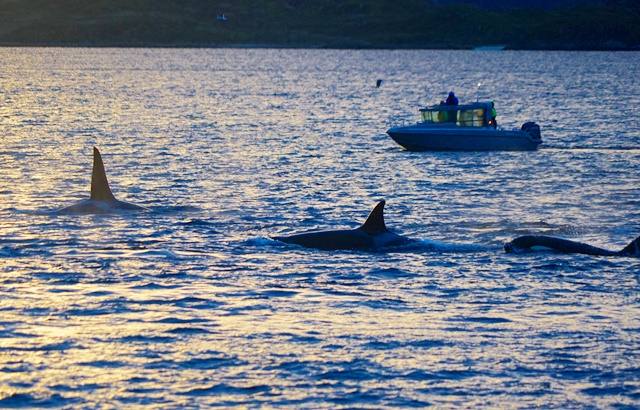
[{"left": 521, "top": 122, "right": 541, "bottom": 140}]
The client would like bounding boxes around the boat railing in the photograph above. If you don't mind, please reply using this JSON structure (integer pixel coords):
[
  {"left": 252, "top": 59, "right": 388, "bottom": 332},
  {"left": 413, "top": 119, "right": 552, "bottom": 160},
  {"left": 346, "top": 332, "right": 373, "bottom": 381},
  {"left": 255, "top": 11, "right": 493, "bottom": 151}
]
[{"left": 387, "top": 117, "right": 490, "bottom": 128}]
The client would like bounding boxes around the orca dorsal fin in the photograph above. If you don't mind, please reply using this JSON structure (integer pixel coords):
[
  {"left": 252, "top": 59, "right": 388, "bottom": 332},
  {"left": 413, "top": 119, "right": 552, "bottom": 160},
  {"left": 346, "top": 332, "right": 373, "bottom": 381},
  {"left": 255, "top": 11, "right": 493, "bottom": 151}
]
[
  {"left": 90, "top": 147, "right": 116, "bottom": 201},
  {"left": 619, "top": 235, "right": 640, "bottom": 257},
  {"left": 359, "top": 200, "right": 387, "bottom": 234}
]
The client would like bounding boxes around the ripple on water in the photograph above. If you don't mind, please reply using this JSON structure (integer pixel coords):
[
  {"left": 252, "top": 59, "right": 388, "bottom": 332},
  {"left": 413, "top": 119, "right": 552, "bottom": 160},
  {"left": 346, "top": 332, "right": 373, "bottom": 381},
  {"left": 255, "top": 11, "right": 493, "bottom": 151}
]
[
  {"left": 179, "top": 383, "right": 272, "bottom": 397},
  {"left": 0, "top": 393, "right": 82, "bottom": 408},
  {"left": 0, "top": 48, "right": 639, "bottom": 408}
]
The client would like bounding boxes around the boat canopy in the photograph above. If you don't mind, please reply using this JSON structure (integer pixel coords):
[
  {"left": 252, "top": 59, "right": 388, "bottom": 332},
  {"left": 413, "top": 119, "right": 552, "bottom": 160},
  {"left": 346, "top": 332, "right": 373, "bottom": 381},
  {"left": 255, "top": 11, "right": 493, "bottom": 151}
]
[{"left": 419, "top": 101, "right": 492, "bottom": 127}]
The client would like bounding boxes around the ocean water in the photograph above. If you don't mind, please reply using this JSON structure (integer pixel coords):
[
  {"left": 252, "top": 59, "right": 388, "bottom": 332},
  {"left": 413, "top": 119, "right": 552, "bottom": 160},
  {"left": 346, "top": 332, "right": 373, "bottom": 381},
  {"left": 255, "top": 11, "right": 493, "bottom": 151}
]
[{"left": 0, "top": 48, "right": 639, "bottom": 408}]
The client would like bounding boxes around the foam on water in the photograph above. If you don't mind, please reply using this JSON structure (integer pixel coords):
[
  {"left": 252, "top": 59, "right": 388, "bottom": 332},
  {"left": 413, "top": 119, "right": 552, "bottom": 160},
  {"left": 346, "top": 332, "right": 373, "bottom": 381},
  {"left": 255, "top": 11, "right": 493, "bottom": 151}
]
[{"left": 0, "top": 48, "right": 639, "bottom": 408}]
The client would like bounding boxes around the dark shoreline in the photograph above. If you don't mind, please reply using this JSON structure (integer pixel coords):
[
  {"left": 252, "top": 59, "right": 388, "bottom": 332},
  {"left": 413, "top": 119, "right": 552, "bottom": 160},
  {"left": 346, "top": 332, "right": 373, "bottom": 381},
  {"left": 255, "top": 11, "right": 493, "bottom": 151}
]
[
  {"left": 1, "top": 43, "right": 639, "bottom": 51},
  {"left": 1, "top": 1, "right": 637, "bottom": 52}
]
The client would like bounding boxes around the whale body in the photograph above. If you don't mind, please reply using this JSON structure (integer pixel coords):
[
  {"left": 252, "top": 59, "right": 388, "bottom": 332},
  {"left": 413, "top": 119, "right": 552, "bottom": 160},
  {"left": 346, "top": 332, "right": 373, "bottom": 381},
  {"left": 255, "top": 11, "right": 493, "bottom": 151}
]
[
  {"left": 272, "top": 200, "right": 413, "bottom": 251},
  {"left": 56, "top": 147, "right": 145, "bottom": 214},
  {"left": 504, "top": 235, "right": 640, "bottom": 258}
]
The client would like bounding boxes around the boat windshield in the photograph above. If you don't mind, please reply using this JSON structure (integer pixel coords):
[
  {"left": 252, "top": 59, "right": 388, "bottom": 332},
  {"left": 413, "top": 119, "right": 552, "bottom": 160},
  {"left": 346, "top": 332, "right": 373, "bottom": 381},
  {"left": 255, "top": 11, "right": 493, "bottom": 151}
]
[
  {"left": 420, "top": 104, "right": 488, "bottom": 127},
  {"left": 421, "top": 109, "right": 457, "bottom": 124},
  {"left": 457, "top": 108, "right": 485, "bottom": 127}
]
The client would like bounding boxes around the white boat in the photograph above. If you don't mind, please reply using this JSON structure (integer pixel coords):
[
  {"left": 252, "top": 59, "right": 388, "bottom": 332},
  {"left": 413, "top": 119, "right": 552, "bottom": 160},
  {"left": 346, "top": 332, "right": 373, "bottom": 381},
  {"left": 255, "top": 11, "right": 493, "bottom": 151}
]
[{"left": 387, "top": 101, "right": 542, "bottom": 151}]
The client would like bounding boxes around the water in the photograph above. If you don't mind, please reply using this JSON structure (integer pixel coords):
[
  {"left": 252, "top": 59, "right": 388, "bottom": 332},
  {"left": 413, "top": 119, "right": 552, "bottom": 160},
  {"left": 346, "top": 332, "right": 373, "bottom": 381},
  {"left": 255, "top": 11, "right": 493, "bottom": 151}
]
[{"left": 1, "top": 48, "right": 639, "bottom": 408}]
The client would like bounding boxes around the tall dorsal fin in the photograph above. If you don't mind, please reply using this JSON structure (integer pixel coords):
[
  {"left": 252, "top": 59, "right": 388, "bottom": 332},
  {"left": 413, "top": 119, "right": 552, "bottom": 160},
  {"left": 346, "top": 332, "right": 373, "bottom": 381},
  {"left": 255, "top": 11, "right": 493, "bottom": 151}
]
[
  {"left": 90, "top": 147, "right": 116, "bottom": 201},
  {"left": 359, "top": 200, "right": 387, "bottom": 234}
]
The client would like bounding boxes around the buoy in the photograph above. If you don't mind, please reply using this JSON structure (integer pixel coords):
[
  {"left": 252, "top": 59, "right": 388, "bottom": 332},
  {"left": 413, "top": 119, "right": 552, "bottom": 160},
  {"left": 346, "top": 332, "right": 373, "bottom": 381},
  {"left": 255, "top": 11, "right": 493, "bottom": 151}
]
[{"left": 376, "top": 79, "right": 383, "bottom": 88}]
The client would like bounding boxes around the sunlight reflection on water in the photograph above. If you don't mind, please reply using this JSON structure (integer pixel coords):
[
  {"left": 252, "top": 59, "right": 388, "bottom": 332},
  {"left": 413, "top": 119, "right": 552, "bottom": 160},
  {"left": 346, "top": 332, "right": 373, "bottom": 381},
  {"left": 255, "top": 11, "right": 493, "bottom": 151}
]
[{"left": 0, "top": 48, "right": 639, "bottom": 408}]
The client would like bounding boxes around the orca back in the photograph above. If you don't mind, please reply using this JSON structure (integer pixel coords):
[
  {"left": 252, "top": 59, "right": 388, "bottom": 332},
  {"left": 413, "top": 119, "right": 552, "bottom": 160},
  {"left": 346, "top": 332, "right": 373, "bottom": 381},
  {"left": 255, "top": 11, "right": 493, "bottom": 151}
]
[
  {"left": 55, "top": 147, "right": 145, "bottom": 214},
  {"left": 272, "top": 200, "right": 402, "bottom": 251},
  {"left": 506, "top": 235, "right": 629, "bottom": 257}
]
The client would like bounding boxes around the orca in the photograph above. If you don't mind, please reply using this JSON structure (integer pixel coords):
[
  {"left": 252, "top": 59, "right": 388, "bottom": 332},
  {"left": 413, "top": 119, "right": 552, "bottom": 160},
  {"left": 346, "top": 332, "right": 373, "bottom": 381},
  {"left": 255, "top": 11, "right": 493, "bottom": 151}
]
[
  {"left": 504, "top": 235, "right": 640, "bottom": 258},
  {"left": 272, "top": 200, "right": 413, "bottom": 251},
  {"left": 56, "top": 147, "right": 146, "bottom": 214}
]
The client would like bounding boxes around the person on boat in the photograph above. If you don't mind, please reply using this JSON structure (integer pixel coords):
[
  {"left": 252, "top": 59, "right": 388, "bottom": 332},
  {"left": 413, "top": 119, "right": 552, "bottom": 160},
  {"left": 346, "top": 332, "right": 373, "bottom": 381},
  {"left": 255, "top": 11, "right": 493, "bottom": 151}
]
[
  {"left": 489, "top": 101, "right": 497, "bottom": 128},
  {"left": 445, "top": 91, "right": 459, "bottom": 106},
  {"left": 442, "top": 92, "right": 459, "bottom": 122}
]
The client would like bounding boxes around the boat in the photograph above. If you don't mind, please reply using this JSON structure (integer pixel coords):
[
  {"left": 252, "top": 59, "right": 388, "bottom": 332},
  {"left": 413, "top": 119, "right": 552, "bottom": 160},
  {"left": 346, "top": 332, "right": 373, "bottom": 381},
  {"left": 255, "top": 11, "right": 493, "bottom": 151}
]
[{"left": 386, "top": 101, "right": 542, "bottom": 151}]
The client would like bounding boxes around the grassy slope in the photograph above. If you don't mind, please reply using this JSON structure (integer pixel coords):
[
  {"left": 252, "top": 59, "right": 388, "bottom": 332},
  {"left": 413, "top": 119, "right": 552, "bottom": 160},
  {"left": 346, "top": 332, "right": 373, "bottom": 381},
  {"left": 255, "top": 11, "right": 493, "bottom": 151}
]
[{"left": 0, "top": 0, "right": 638, "bottom": 49}]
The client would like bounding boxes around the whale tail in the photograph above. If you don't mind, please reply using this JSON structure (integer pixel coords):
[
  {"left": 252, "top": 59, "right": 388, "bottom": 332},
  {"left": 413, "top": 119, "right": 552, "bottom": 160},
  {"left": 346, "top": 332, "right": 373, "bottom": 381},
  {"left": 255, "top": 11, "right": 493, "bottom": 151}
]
[
  {"left": 359, "top": 200, "right": 387, "bottom": 234},
  {"left": 619, "top": 235, "right": 640, "bottom": 257},
  {"left": 90, "top": 147, "right": 116, "bottom": 201}
]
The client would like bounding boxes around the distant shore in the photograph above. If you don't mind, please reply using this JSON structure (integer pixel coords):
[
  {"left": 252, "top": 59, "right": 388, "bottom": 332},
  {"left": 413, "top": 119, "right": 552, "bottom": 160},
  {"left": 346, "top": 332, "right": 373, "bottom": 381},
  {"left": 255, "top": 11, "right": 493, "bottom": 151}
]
[
  {"left": 0, "top": 0, "right": 637, "bottom": 51},
  {"left": 0, "top": 42, "right": 638, "bottom": 51}
]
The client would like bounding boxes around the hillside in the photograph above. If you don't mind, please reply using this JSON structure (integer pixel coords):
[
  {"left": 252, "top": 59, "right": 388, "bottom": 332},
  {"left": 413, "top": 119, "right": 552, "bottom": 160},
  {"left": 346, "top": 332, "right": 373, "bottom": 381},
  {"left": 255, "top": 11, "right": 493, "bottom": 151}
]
[{"left": 0, "top": 0, "right": 638, "bottom": 49}]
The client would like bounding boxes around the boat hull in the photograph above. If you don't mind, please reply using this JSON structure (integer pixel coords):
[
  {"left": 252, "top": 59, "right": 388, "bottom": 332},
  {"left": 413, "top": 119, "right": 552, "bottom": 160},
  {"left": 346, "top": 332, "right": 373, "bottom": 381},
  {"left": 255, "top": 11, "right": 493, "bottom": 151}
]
[{"left": 387, "top": 126, "right": 541, "bottom": 151}]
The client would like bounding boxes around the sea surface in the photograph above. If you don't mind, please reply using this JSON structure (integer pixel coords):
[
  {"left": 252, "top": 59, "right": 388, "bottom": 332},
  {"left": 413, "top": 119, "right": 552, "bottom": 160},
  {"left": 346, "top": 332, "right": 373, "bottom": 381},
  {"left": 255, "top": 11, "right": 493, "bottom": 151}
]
[{"left": 0, "top": 48, "right": 639, "bottom": 408}]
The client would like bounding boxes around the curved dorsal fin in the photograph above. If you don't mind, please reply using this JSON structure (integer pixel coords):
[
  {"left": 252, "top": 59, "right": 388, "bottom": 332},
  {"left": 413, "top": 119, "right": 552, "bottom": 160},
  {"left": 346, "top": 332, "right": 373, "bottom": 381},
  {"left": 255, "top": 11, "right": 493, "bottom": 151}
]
[
  {"left": 359, "top": 200, "right": 387, "bottom": 234},
  {"left": 90, "top": 147, "right": 116, "bottom": 201}
]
